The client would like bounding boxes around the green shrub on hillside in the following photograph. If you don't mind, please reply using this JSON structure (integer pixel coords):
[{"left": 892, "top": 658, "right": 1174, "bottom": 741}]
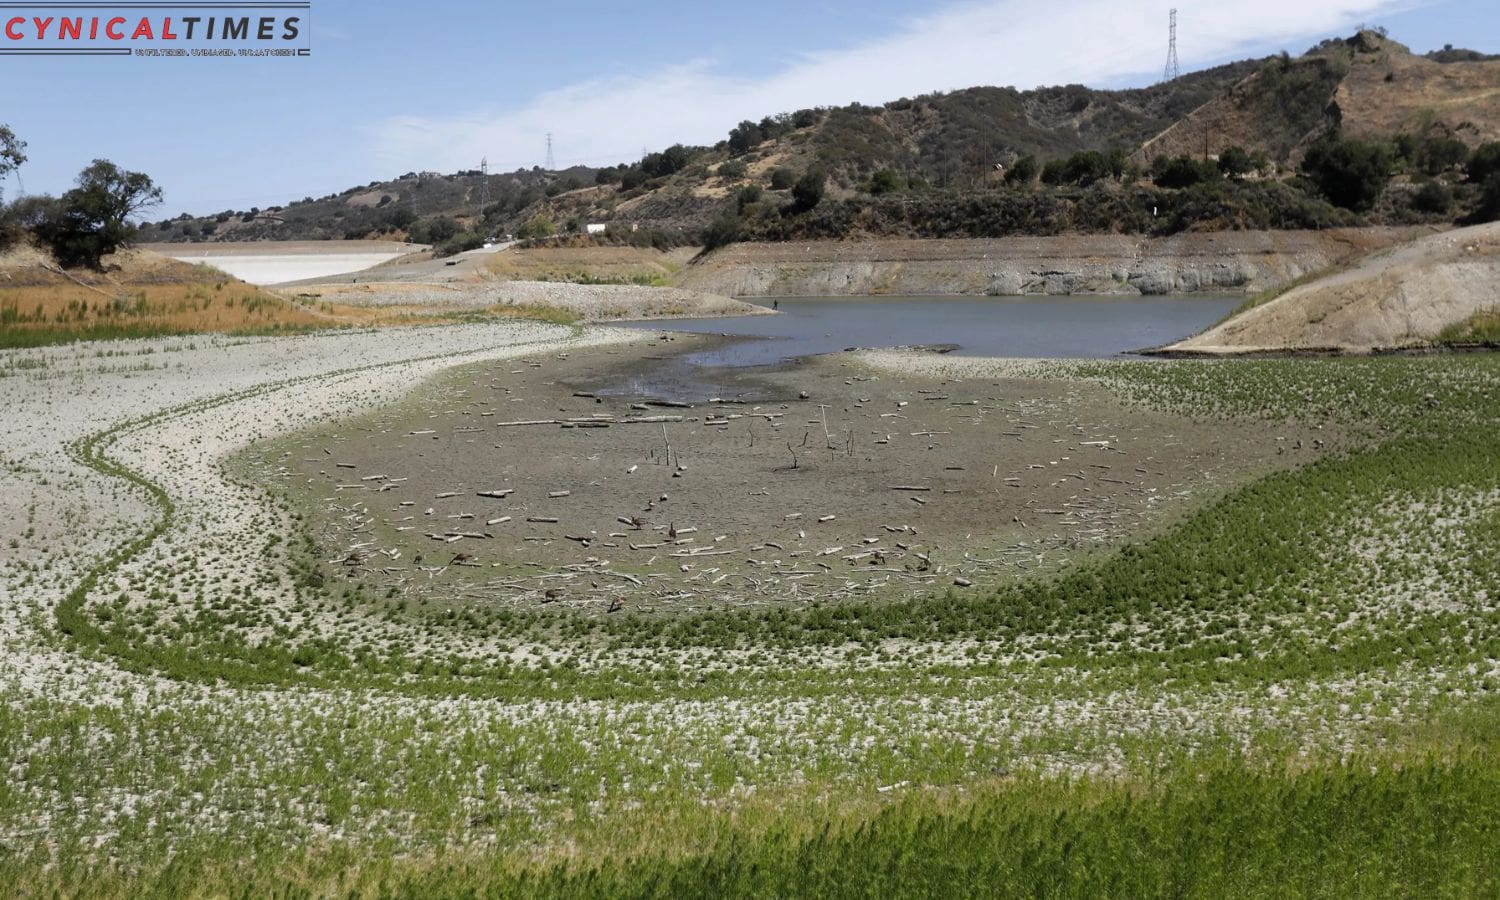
[
  {"left": 1301, "top": 137, "right": 1393, "bottom": 210},
  {"left": 1152, "top": 154, "right": 1219, "bottom": 189},
  {"left": 1468, "top": 142, "right": 1500, "bottom": 183},
  {"left": 1004, "top": 155, "right": 1039, "bottom": 187}
]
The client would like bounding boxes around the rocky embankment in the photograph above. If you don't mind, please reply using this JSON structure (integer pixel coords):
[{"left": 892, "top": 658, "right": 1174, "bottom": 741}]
[
  {"left": 288, "top": 279, "right": 769, "bottom": 322},
  {"left": 1162, "top": 222, "right": 1500, "bottom": 355},
  {"left": 678, "top": 229, "right": 1432, "bottom": 297}
]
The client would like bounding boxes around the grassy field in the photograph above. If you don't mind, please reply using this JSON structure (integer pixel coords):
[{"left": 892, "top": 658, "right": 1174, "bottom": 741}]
[
  {"left": 3, "top": 349, "right": 1499, "bottom": 896},
  {"left": 484, "top": 245, "right": 694, "bottom": 287},
  {"left": 0, "top": 246, "right": 580, "bottom": 348}
]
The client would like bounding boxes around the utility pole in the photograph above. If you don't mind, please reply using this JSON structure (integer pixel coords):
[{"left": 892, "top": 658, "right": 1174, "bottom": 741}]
[{"left": 1163, "top": 9, "right": 1180, "bottom": 83}]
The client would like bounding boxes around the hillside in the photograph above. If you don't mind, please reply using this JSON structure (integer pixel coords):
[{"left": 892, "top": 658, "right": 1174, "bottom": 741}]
[
  {"left": 1161, "top": 221, "right": 1500, "bottom": 354},
  {"left": 0, "top": 240, "right": 568, "bottom": 347},
  {"left": 1137, "top": 31, "right": 1500, "bottom": 165},
  {"left": 144, "top": 31, "right": 1499, "bottom": 247}
]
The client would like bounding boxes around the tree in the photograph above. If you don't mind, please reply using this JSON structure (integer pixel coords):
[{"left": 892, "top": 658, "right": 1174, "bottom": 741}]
[
  {"left": 1472, "top": 174, "right": 1500, "bottom": 223},
  {"left": 409, "top": 216, "right": 459, "bottom": 245},
  {"left": 520, "top": 214, "right": 556, "bottom": 240},
  {"left": 34, "top": 159, "right": 162, "bottom": 268},
  {"left": 727, "top": 121, "right": 763, "bottom": 155},
  {"left": 1411, "top": 180, "right": 1452, "bottom": 214},
  {"left": 1040, "top": 159, "right": 1069, "bottom": 186},
  {"left": 1152, "top": 155, "right": 1217, "bottom": 189},
  {"left": 769, "top": 168, "right": 797, "bottom": 191},
  {"left": 1468, "top": 142, "right": 1500, "bottom": 183},
  {"left": 702, "top": 212, "right": 742, "bottom": 251},
  {"left": 735, "top": 184, "right": 763, "bottom": 212},
  {"left": 1217, "top": 146, "right": 1255, "bottom": 178},
  {"left": 869, "top": 170, "right": 902, "bottom": 195},
  {"left": 1301, "top": 137, "right": 1393, "bottom": 211},
  {"left": 0, "top": 124, "right": 25, "bottom": 204},
  {"left": 792, "top": 168, "right": 827, "bottom": 211},
  {"left": 1420, "top": 137, "right": 1469, "bottom": 175},
  {"left": 641, "top": 144, "right": 695, "bottom": 179},
  {"left": 1004, "top": 155, "right": 1039, "bottom": 187},
  {"left": 387, "top": 207, "right": 418, "bottom": 231},
  {"left": 619, "top": 167, "right": 648, "bottom": 191}
]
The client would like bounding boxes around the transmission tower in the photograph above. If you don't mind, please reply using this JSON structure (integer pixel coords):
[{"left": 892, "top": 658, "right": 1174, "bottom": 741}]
[
  {"left": 1163, "top": 9, "right": 1180, "bottom": 82},
  {"left": 545, "top": 133, "right": 555, "bottom": 170},
  {"left": 478, "top": 157, "right": 489, "bottom": 218}
]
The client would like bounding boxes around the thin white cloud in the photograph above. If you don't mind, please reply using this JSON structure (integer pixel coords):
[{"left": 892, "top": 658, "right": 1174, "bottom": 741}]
[{"left": 369, "top": 0, "right": 1426, "bottom": 174}]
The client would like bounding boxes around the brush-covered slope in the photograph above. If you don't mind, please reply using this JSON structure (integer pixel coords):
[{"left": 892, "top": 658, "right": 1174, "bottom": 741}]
[{"left": 1137, "top": 31, "right": 1500, "bottom": 166}]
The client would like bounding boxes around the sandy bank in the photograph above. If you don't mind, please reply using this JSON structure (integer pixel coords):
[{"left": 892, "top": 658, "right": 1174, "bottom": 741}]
[
  {"left": 287, "top": 279, "right": 771, "bottom": 322},
  {"left": 1164, "top": 222, "right": 1500, "bottom": 355}
]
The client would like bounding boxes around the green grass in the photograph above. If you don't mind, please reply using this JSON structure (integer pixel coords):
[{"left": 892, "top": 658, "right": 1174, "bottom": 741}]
[
  {"left": 10, "top": 756, "right": 1498, "bottom": 898},
  {"left": 1438, "top": 308, "right": 1500, "bottom": 345},
  {"left": 0, "top": 321, "right": 193, "bottom": 349},
  {"left": 10, "top": 351, "right": 1500, "bottom": 896},
  {"left": 56, "top": 355, "right": 1500, "bottom": 698}
]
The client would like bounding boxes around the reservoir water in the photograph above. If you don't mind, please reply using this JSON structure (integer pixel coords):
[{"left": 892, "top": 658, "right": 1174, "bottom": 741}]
[
  {"left": 623, "top": 295, "right": 1236, "bottom": 365},
  {"left": 605, "top": 295, "right": 1236, "bottom": 403}
]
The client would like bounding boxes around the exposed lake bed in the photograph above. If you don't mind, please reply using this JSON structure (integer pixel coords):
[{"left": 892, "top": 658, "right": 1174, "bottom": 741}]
[{"left": 244, "top": 304, "right": 1325, "bottom": 616}]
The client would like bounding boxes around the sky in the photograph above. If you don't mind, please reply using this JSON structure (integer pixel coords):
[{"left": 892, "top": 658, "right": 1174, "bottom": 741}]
[{"left": 1, "top": 0, "right": 1494, "bottom": 216}]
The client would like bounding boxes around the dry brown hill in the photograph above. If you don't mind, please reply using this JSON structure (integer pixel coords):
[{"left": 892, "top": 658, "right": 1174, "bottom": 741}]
[{"left": 1137, "top": 31, "right": 1500, "bottom": 167}]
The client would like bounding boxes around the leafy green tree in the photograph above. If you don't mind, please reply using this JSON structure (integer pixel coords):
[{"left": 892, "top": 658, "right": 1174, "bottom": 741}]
[
  {"left": 1301, "top": 137, "right": 1393, "bottom": 211},
  {"left": 1467, "top": 142, "right": 1500, "bottom": 183},
  {"left": 1411, "top": 180, "right": 1452, "bottom": 214},
  {"left": 702, "top": 212, "right": 742, "bottom": 251},
  {"left": 619, "top": 167, "right": 648, "bottom": 191},
  {"left": 1420, "top": 137, "right": 1469, "bottom": 175},
  {"left": 520, "top": 214, "right": 556, "bottom": 240},
  {"left": 791, "top": 108, "right": 820, "bottom": 129},
  {"left": 1217, "top": 146, "right": 1255, "bottom": 178},
  {"left": 769, "top": 168, "right": 797, "bottom": 191},
  {"left": 34, "top": 159, "right": 161, "bottom": 268},
  {"left": 0, "top": 124, "right": 26, "bottom": 204},
  {"left": 1040, "top": 159, "right": 1068, "bottom": 186},
  {"left": 869, "top": 170, "right": 903, "bottom": 195},
  {"left": 718, "top": 160, "right": 748, "bottom": 180},
  {"left": 386, "top": 207, "right": 418, "bottom": 231},
  {"left": 736, "top": 184, "right": 763, "bottom": 212},
  {"left": 1061, "top": 151, "right": 1112, "bottom": 186},
  {"left": 1152, "top": 155, "right": 1217, "bottom": 189},
  {"left": 1473, "top": 174, "right": 1500, "bottom": 223},
  {"left": 1004, "top": 155, "right": 1039, "bottom": 187},
  {"left": 792, "top": 168, "right": 827, "bottom": 211},
  {"left": 727, "top": 121, "right": 763, "bottom": 155},
  {"left": 641, "top": 145, "right": 696, "bottom": 178}
]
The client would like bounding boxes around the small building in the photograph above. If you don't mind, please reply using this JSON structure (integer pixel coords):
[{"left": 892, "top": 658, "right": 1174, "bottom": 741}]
[{"left": 585, "top": 223, "right": 608, "bottom": 235}]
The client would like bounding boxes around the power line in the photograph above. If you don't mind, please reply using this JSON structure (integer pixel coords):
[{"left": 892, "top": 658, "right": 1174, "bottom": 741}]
[{"left": 1163, "top": 8, "right": 1180, "bottom": 82}]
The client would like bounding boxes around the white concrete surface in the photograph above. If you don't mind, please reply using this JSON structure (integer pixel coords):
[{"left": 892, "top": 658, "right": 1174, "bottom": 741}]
[{"left": 166, "top": 251, "right": 411, "bottom": 285}]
